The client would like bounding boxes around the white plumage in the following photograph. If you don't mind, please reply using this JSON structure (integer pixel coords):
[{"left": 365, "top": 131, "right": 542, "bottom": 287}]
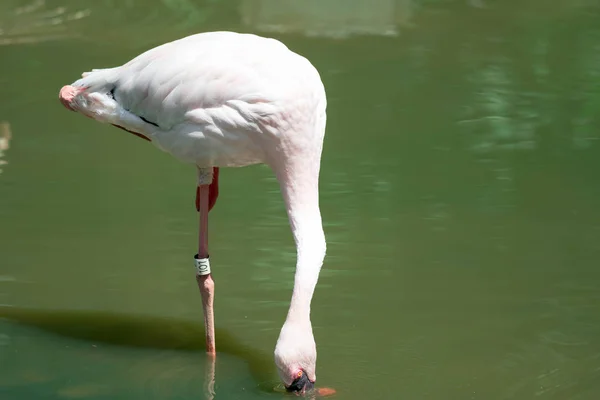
[
  {"left": 59, "top": 31, "right": 328, "bottom": 393},
  {"left": 66, "top": 31, "right": 326, "bottom": 168}
]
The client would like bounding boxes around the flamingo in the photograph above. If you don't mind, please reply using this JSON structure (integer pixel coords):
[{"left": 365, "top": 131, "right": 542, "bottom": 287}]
[{"left": 58, "top": 31, "right": 328, "bottom": 394}]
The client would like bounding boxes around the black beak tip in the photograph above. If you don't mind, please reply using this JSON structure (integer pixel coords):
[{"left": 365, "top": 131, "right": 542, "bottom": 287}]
[{"left": 285, "top": 370, "right": 315, "bottom": 394}]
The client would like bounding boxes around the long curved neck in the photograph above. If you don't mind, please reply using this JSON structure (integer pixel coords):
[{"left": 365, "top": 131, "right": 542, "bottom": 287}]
[
  {"left": 277, "top": 161, "right": 327, "bottom": 324},
  {"left": 287, "top": 210, "right": 326, "bottom": 323}
]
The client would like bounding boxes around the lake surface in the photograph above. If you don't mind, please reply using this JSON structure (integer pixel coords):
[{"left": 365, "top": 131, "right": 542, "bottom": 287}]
[{"left": 1, "top": 0, "right": 600, "bottom": 399}]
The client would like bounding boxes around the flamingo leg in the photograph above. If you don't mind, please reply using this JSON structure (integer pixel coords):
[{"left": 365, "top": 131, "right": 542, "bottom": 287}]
[{"left": 196, "top": 180, "right": 215, "bottom": 355}]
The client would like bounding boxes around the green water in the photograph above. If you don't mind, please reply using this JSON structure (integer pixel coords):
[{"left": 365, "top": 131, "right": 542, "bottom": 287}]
[{"left": 2, "top": 0, "right": 600, "bottom": 399}]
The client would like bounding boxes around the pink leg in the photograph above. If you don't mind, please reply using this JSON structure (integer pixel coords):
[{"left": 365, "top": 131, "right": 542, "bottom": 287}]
[{"left": 196, "top": 184, "right": 215, "bottom": 355}]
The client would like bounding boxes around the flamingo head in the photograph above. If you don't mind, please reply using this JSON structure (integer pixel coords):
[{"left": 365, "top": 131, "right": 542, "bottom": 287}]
[
  {"left": 58, "top": 85, "right": 119, "bottom": 123},
  {"left": 274, "top": 320, "right": 317, "bottom": 394}
]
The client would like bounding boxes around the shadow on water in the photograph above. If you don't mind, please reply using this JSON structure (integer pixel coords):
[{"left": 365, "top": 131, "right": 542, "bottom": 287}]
[{"left": 0, "top": 306, "right": 279, "bottom": 394}]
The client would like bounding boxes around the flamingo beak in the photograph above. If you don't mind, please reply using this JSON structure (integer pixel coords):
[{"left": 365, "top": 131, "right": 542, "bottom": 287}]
[{"left": 285, "top": 370, "right": 314, "bottom": 394}]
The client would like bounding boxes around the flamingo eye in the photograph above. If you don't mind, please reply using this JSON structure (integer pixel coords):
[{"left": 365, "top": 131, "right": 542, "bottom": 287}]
[{"left": 297, "top": 370, "right": 303, "bottom": 378}]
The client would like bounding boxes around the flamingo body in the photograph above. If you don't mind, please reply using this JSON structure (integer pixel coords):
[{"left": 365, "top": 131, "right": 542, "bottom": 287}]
[
  {"left": 59, "top": 31, "right": 328, "bottom": 393},
  {"left": 63, "top": 31, "right": 326, "bottom": 169}
]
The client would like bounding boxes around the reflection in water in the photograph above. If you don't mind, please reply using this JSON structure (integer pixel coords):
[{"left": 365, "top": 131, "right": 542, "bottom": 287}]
[
  {"left": 0, "top": 122, "right": 10, "bottom": 176},
  {"left": 240, "top": 0, "right": 418, "bottom": 38},
  {"left": 204, "top": 354, "right": 216, "bottom": 400},
  {"left": 459, "top": 64, "right": 537, "bottom": 154},
  {"left": 0, "top": 0, "right": 90, "bottom": 45}
]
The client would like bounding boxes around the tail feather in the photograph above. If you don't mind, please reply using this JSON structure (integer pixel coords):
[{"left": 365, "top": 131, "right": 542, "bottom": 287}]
[
  {"left": 81, "top": 68, "right": 110, "bottom": 78},
  {"left": 74, "top": 67, "right": 119, "bottom": 92}
]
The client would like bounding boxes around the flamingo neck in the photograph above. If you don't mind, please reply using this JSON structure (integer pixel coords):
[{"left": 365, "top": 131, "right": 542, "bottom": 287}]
[
  {"left": 273, "top": 161, "right": 327, "bottom": 326},
  {"left": 286, "top": 211, "right": 326, "bottom": 324}
]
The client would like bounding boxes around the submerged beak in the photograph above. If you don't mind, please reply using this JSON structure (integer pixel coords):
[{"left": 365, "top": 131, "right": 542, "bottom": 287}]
[{"left": 285, "top": 370, "right": 315, "bottom": 394}]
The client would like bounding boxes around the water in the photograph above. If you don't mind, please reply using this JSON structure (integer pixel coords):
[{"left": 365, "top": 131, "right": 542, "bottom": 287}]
[{"left": 2, "top": 0, "right": 600, "bottom": 398}]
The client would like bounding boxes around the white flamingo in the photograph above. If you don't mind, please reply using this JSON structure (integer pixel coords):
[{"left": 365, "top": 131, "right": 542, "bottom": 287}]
[{"left": 58, "top": 31, "right": 327, "bottom": 394}]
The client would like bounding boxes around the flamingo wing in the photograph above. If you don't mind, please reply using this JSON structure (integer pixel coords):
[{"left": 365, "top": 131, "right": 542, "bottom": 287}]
[{"left": 69, "top": 32, "right": 316, "bottom": 167}]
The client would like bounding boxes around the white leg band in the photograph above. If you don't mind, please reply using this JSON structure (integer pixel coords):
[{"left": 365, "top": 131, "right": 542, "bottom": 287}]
[{"left": 194, "top": 255, "right": 211, "bottom": 276}]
